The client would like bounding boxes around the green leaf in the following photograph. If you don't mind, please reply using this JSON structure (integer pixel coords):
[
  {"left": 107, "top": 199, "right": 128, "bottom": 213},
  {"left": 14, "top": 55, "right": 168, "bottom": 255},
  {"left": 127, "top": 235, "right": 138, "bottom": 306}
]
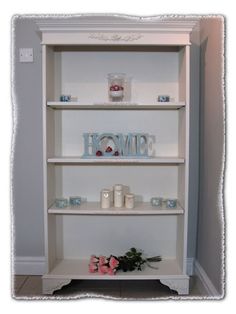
[{"left": 126, "top": 252, "right": 132, "bottom": 257}]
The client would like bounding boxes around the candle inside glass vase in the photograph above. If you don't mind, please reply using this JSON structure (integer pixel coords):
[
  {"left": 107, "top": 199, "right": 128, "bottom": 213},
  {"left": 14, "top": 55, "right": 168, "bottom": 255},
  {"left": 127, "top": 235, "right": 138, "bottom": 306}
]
[{"left": 108, "top": 73, "right": 125, "bottom": 102}]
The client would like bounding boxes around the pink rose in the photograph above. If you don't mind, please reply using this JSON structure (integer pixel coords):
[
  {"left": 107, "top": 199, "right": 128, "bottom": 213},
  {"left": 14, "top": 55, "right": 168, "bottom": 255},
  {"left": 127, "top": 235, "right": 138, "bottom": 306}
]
[
  {"left": 109, "top": 256, "right": 119, "bottom": 270},
  {"left": 98, "top": 265, "right": 109, "bottom": 274},
  {"left": 107, "top": 267, "right": 116, "bottom": 276},
  {"left": 99, "top": 255, "right": 108, "bottom": 266},
  {"left": 90, "top": 255, "right": 99, "bottom": 264},
  {"left": 89, "top": 262, "right": 98, "bottom": 273}
]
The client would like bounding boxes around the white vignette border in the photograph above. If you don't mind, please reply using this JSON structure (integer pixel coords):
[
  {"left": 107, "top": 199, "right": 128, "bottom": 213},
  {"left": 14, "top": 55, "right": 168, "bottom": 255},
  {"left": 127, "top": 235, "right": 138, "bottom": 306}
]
[{"left": 10, "top": 13, "right": 226, "bottom": 301}]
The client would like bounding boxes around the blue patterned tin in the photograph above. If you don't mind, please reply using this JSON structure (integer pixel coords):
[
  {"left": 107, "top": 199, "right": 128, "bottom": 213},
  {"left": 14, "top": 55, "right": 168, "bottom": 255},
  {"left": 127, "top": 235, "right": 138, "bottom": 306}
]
[
  {"left": 69, "top": 196, "right": 81, "bottom": 207},
  {"left": 157, "top": 95, "right": 170, "bottom": 102},
  {"left": 151, "top": 197, "right": 163, "bottom": 207},
  {"left": 55, "top": 198, "right": 68, "bottom": 208},
  {"left": 60, "top": 95, "right": 71, "bottom": 102},
  {"left": 166, "top": 199, "right": 177, "bottom": 208}
]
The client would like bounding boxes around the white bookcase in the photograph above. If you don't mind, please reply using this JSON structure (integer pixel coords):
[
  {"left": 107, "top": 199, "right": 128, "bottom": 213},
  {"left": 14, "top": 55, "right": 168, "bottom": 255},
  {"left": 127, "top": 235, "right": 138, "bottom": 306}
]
[{"left": 37, "top": 16, "right": 198, "bottom": 295}]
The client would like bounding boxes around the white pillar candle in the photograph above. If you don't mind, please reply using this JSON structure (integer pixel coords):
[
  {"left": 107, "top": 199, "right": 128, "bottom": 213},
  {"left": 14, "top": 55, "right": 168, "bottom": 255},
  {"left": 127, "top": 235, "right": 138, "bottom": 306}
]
[
  {"left": 114, "top": 184, "right": 124, "bottom": 208},
  {"left": 125, "top": 193, "right": 135, "bottom": 209},
  {"left": 100, "top": 189, "right": 112, "bottom": 209}
]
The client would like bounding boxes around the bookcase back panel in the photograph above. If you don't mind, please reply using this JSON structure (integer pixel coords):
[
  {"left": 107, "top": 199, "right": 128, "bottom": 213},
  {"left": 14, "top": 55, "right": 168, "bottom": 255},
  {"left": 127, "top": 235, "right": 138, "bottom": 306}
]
[
  {"left": 55, "top": 215, "right": 178, "bottom": 259},
  {"left": 54, "top": 110, "right": 179, "bottom": 157},
  {"left": 54, "top": 165, "right": 178, "bottom": 201},
  {"left": 54, "top": 50, "right": 180, "bottom": 103}
]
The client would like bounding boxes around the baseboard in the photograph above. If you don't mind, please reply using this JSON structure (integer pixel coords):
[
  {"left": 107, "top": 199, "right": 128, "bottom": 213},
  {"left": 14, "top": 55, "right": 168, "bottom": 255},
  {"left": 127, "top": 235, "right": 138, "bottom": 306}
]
[
  {"left": 186, "top": 257, "right": 194, "bottom": 276},
  {"left": 14, "top": 256, "right": 46, "bottom": 275},
  {"left": 194, "top": 260, "right": 220, "bottom": 297}
]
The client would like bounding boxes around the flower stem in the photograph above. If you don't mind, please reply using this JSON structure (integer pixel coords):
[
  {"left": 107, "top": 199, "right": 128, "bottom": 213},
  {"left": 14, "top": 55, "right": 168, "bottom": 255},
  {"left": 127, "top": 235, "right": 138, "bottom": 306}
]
[
  {"left": 146, "top": 256, "right": 162, "bottom": 262},
  {"left": 145, "top": 261, "right": 160, "bottom": 270}
]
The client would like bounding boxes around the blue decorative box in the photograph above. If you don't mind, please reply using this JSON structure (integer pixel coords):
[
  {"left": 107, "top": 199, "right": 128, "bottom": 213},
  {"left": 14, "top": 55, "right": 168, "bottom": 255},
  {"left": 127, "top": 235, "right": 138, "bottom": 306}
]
[
  {"left": 157, "top": 95, "right": 170, "bottom": 102},
  {"left": 60, "top": 95, "right": 71, "bottom": 102},
  {"left": 55, "top": 198, "right": 68, "bottom": 208},
  {"left": 151, "top": 197, "right": 163, "bottom": 207},
  {"left": 69, "top": 196, "right": 81, "bottom": 207},
  {"left": 166, "top": 199, "right": 177, "bottom": 208}
]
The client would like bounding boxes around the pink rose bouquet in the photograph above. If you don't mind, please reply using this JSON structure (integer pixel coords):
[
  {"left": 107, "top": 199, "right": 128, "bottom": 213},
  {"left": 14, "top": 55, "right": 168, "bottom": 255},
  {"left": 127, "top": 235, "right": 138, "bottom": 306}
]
[{"left": 88, "top": 248, "right": 161, "bottom": 275}]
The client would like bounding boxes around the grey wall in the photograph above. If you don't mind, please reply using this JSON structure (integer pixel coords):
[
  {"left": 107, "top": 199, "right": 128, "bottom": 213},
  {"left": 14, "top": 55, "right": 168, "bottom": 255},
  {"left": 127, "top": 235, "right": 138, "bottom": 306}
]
[
  {"left": 197, "top": 17, "right": 224, "bottom": 295},
  {"left": 13, "top": 17, "right": 44, "bottom": 257}
]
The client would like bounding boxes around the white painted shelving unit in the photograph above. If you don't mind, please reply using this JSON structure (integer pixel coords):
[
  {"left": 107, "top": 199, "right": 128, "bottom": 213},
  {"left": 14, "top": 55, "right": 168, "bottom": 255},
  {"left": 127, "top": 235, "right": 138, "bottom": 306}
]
[{"left": 38, "top": 16, "right": 198, "bottom": 295}]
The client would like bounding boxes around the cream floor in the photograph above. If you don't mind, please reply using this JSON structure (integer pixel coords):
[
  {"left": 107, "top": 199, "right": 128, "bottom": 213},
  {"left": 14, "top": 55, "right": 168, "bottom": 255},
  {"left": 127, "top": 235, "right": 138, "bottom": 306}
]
[{"left": 13, "top": 275, "right": 206, "bottom": 299}]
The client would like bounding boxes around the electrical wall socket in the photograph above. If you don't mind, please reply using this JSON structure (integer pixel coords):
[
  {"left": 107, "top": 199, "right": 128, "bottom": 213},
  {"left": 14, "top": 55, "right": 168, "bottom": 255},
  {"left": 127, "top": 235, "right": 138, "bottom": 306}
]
[{"left": 19, "top": 48, "right": 33, "bottom": 63}]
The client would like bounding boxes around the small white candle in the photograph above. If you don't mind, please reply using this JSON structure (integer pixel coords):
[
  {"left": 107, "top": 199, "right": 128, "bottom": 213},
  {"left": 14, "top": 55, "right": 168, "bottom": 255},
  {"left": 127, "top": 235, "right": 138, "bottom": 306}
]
[
  {"left": 114, "top": 184, "right": 124, "bottom": 208},
  {"left": 100, "top": 189, "right": 111, "bottom": 208},
  {"left": 125, "top": 193, "right": 135, "bottom": 209}
]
